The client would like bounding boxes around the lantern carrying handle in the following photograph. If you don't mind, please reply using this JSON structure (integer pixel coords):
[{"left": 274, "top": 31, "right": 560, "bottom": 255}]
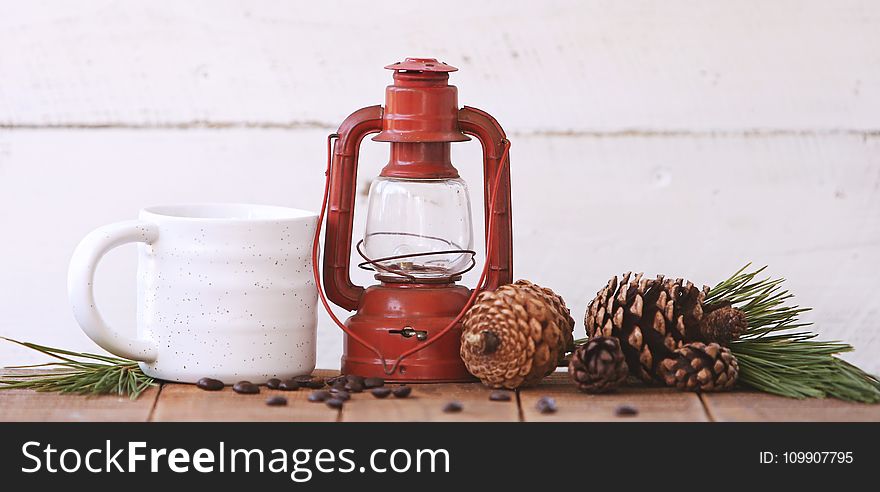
[
  {"left": 459, "top": 106, "right": 514, "bottom": 291},
  {"left": 312, "top": 131, "right": 511, "bottom": 376},
  {"left": 319, "top": 106, "right": 383, "bottom": 311}
]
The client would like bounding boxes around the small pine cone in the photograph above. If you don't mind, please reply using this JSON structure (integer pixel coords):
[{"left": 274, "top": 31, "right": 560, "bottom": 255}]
[
  {"left": 461, "top": 282, "right": 566, "bottom": 389},
  {"left": 568, "top": 337, "right": 629, "bottom": 393},
  {"left": 659, "top": 342, "right": 738, "bottom": 392},
  {"left": 514, "top": 279, "right": 576, "bottom": 355},
  {"left": 699, "top": 305, "right": 748, "bottom": 345}
]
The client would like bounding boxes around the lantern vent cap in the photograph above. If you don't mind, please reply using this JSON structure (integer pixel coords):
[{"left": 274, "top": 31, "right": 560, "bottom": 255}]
[{"left": 385, "top": 58, "right": 458, "bottom": 73}]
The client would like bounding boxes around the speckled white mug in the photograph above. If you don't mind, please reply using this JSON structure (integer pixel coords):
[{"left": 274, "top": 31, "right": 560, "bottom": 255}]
[{"left": 68, "top": 203, "right": 318, "bottom": 384}]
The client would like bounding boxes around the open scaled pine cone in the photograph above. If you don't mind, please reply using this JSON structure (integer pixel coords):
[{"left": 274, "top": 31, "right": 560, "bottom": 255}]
[{"left": 585, "top": 272, "right": 709, "bottom": 382}]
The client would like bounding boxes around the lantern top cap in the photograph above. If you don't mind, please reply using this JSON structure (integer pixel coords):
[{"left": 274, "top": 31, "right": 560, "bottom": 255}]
[{"left": 385, "top": 58, "right": 458, "bottom": 73}]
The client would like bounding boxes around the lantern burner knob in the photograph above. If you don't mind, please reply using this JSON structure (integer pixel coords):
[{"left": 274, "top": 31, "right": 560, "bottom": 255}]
[{"left": 385, "top": 57, "right": 458, "bottom": 72}]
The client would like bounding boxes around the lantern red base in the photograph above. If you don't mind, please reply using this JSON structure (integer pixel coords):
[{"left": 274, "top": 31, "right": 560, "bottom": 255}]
[{"left": 341, "top": 282, "right": 477, "bottom": 382}]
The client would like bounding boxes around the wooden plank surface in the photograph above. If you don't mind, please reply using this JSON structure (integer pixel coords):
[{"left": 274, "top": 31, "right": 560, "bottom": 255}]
[
  {"left": 340, "top": 383, "right": 519, "bottom": 422},
  {"left": 150, "top": 370, "right": 340, "bottom": 422},
  {"left": 0, "top": 387, "right": 161, "bottom": 422},
  {"left": 4, "top": 369, "right": 880, "bottom": 422},
  {"left": 0, "top": 370, "right": 161, "bottom": 422},
  {"left": 519, "top": 372, "right": 710, "bottom": 422},
  {"left": 702, "top": 391, "right": 880, "bottom": 422}
]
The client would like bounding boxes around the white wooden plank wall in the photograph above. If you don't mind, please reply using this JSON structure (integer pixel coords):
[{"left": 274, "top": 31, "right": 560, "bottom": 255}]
[{"left": 1, "top": 1, "right": 878, "bottom": 372}]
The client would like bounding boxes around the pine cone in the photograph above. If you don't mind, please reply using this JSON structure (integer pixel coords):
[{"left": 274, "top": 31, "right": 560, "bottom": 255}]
[
  {"left": 585, "top": 272, "right": 708, "bottom": 382},
  {"left": 568, "top": 337, "right": 628, "bottom": 393},
  {"left": 513, "top": 280, "right": 575, "bottom": 357},
  {"left": 699, "top": 304, "right": 748, "bottom": 345},
  {"left": 461, "top": 282, "right": 566, "bottom": 389},
  {"left": 659, "top": 342, "right": 738, "bottom": 392}
]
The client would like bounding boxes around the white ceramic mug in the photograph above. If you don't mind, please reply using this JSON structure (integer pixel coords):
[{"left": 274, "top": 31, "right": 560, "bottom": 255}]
[{"left": 68, "top": 203, "right": 318, "bottom": 384}]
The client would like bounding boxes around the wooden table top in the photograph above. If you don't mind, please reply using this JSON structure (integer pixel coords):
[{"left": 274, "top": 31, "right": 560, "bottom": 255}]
[{"left": 2, "top": 370, "right": 879, "bottom": 422}]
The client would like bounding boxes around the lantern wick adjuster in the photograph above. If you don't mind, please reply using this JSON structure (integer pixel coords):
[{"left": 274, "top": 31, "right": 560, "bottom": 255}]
[{"left": 389, "top": 326, "right": 428, "bottom": 341}]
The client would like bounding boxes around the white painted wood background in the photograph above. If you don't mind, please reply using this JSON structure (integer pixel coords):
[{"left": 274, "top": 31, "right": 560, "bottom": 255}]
[{"left": 1, "top": 0, "right": 878, "bottom": 373}]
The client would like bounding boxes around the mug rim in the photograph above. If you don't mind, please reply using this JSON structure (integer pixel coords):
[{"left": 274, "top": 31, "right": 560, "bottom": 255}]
[{"left": 141, "top": 202, "right": 318, "bottom": 222}]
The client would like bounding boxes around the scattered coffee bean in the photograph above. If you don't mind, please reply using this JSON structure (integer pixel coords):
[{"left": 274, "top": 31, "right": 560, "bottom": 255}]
[
  {"left": 278, "top": 379, "right": 300, "bottom": 391},
  {"left": 331, "top": 379, "right": 348, "bottom": 391},
  {"left": 345, "top": 380, "right": 365, "bottom": 393},
  {"left": 265, "top": 395, "right": 288, "bottom": 406},
  {"left": 308, "top": 390, "right": 330, "bottom": 402},
  {"left": 443, "top": 401, "right": 463, "bottom": 413},
  {"left": 293, "top": 375, "right": 314, "bottom": 383},
  {"left": 306, "top": 378, "right": 326, "bottom": 389},
  {"left": 371, "top": 387, "right": 392, "bottom": 398},
  {"left": 265, "top": 378, "right": 281, "bottom": 390},
  {"left": 615, "top": 404, "right": 639, "bottom": 417},
  {"left": 392, "top": 385, "right": 412, "bottom": 398},
  {"left": 489, "top": 390, "right": 512, "bottom": 402},
  {"left": 233, "top": 381, "right": 260, "bottom": 395},
  {"left": 345, "top": 374, "right": 365, "bottom": 384},
  {"left": 364, "top": 377, "right": 385, "bottom": 389},
  {"left": 196, "top": 377, "right": 224, "bottom": 391},
  {"left": 333, "top": 390, "right": 351, "bottom": 401},
  {"left": 535, "top": 396, "right": 557, "bottom": 414},
  {"left": 326, "top": 397, "right": 345, "bottom": 409}
]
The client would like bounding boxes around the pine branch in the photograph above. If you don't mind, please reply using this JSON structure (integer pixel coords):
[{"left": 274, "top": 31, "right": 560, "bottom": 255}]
[
  {"left": 709, "top": 265, "right": 880, "bottom": 403},
  {"left": 0, "top": 338, "right": 156, "bottom": 400}
]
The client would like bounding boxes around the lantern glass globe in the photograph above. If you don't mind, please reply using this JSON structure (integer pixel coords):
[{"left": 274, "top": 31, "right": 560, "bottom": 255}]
[{"left": 363, "top": 176, "right": 474, "bottom": 280}]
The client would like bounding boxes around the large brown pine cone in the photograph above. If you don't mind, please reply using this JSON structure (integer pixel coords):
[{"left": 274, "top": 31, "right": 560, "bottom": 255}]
[
  {"left": 658, "top": 342, "right": 739, "bottom": 392},
  {"left": 461, "top": 282, "right": 567, "bottom": 389},
  {"left": 513, "top": 279, "right": 575, "bottom": 357},
  {"left": 585, "top": 272, "right": 709, "bottom": 382},
  {"left": 568, "top": 337, "right": 629, "bottom": 393}
]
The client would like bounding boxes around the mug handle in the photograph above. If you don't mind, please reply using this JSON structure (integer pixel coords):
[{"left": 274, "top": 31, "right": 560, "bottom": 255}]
[{"left": 67, "top": 220, "right": 159, "bottom": 362}]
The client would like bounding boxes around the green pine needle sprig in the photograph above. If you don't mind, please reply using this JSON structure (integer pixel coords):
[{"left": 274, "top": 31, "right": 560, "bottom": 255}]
[
  {"left": 707, "top": 265, "right": 880, "bottom": 403},
  {"left": 0, "top": 338, "right": 155, "bottom": 400}
]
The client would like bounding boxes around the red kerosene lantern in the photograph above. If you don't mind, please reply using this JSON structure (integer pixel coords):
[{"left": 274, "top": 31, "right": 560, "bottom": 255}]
[{"left": 312, "top": 57, "right": 512, "bottom": 381}]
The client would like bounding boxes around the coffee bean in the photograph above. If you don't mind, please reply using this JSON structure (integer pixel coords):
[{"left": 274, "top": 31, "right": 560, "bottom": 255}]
[
  {"left": 293, "top": 375, "right": 314, "bottom": 383},
  {"left": 364, "top": 377, "right": 385, "bottom": 389},
  {"left": 265, "top": 395, "right": 288, "bottom": 406},
  {"left": 304, "top": 378, "right": 325, "bottom": 389},
  {"left": 345, "top": 380, "right": 364, "bottom": 393},
  {"left": 196, "top": 377, "right": 224, "bottom": 391},
  {"left": 308, "top": 390, "right": 330, "bottom": 402},
  {"left": 392, "top": 385, "right": 412, "bottom": 398},
  {"left": 345, "top": 374, "right": 365, "bottom": 384},
  {"left": 535, "top": 396, "right": 557, "bottom": 414},
  {"left": 331, "top": 380, "right": 347, "bottom": 391},
  {"left": 233, "top": 381, "right": 260, "bottom": 395},
  {"left": 615, "top": 404, "right": 639, "bottom": 417},
  {"left": 326, "top": 397, "right": 345, "bottom": 409},
  {"left": 371, "top": 387, "right": 392, "bottom": 398},
  {"left": 278, "top": 379, "right": 300, "bottom": 391},
  {"left": 266, "top": 378, "right": 281, "bottom": 390},
  {"left": 443, "top": 401, "right": 463, "bottom": 413},
  {"left": 332, "top": 390, "right": 351, "bottom": 401},
  {"left": 489, "top": 390, "right": 512, "bottom": 402}
]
